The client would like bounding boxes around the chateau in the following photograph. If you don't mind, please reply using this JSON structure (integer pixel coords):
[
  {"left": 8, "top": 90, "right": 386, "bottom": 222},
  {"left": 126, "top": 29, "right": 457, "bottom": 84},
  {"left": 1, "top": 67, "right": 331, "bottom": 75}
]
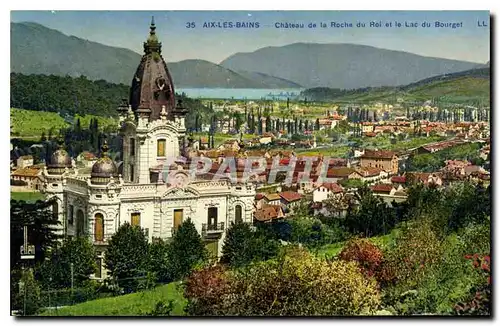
[{"left": 40, "top": 20, "right": 256, "bottom": 279}]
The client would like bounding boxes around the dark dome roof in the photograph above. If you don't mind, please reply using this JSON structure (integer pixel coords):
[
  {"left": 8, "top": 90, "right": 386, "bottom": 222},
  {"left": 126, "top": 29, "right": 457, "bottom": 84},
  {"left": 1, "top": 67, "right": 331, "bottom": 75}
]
[
  {"left": 91, "top": 141, "right": 117, "bottom": 180},
  {"left": 129, "top": 18, "right": 176, "bottom": 121},
  {"left": 48, "top": 147, "right": 72, "bottom": 169}
]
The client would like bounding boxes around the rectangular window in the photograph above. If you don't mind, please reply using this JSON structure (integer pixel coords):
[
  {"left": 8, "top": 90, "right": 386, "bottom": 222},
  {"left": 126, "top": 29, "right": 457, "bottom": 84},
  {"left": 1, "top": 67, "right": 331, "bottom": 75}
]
[
  {"left": 68, "top": 205, "right": 74, "bottom": 226},
  {"left": 173, "top": 209, "right": 183, "bottom": 229},
  {"left": 208, "top": 207, "right": 218, "bottom": 226},
  {"left": 95, "top": 257, "right": 102, "bottom": 279},
  {"left": 130, "top": 138, "right": 135, "bottom": 156},
  {"left": 131, "top": 212, "right": 141, "bottom": 227},
  {"left": 157, "top": 139, "right": 166, "bottom": 157},
  {"left": 129, "top": 164, "right": 134, "bottom": 182}
]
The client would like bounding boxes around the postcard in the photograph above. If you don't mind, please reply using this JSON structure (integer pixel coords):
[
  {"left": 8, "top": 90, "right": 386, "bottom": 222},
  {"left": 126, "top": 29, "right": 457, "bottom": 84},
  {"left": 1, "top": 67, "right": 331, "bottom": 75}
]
[{"left": 10, "top": 10, "right": 490, "bottom": 317}]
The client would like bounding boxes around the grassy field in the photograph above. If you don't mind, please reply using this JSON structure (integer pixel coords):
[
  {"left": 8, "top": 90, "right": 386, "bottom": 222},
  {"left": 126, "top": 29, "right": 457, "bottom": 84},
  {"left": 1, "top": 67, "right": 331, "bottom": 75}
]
[
  {"left": 11, "top": 192, "right": 45, "bottom": 202},
  {"left": 10, "top": 108, "right": 117, "bottom": 139},
  {"left": 296, "top": 146, "right": 351, "bottom": 158},
  {"left": 40, "top": 282, "right": 186, "bottom": 316}
]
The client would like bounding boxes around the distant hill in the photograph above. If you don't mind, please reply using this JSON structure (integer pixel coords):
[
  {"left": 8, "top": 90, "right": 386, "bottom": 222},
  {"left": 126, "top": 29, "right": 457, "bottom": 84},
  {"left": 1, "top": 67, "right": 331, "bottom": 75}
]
[
  {"left": 302, "top": 67, "right": 490, "bottom": 104},
  {"left": 10, "top": 22, "right": 300, "bottom": 89},
  {"left": 220, "top": 43, "right": 481, "bottom": 89},
  {"left": 168, "top": 60, "right": 301, "bottom": 88}
]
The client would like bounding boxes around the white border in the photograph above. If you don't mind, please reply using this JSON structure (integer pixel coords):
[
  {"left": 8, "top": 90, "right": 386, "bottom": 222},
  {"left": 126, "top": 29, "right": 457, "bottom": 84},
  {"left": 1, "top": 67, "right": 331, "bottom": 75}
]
[{"left": 2, "top": 1, "right": 498, "bottom": 325}]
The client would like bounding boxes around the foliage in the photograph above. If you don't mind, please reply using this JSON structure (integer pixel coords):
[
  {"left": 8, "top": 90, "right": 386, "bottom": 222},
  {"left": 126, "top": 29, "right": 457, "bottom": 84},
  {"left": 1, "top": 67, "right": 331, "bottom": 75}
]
[
  {"left": 11, "top": 192, "right": 45, "bottom": 202},
  {"left": 40, "top": 282, "right": 187, "bottom": 316},
  {"left": 221, "top": 222, "right": 281, "bottom": 268},
  {"left": 17, "top": 269, "right": 42, "bottom": 316},
  {"left": 105, "top": 223, "right": 150, "bottom": 294},
  {"left": 339, "top": 238, "right": 384, "bottom": 281},
  {"left": 10, "top": 198, "right": 62, "bottom": 269},
  {"left": 184, "top": 265, "right": 231, "bottom": 316},
  {"left": 406, "top": 143, "right": 483, "bottom": 172},
  {"left": 147, "top": 239, "right": 172, "bottom": 283},
  {"left": 168, "top": 218, "right": 208, "bottom": 281},
  {"left": 185, "top": 247, "right": 381, "bottom": 316},
  {"left": 454, "top": 254, "right": 491, "bottom": 315},
  {"left": 344, "top": 187, "right": 397, "bottom": 237},
  {"left": 37, "top": 237, "right": 97, "bottom": 289}
]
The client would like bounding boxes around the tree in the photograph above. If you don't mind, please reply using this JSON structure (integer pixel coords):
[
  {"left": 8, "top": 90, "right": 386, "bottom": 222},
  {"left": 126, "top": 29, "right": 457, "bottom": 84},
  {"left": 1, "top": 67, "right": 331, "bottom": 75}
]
[
  {"left": 40, "top": 131, "right": 47, "bottom": 142},
  {"left": 147, "top": 239, "right": 172, "bottom": 283},
  {"left": 37, "top": 237, "right": 96, "bottom": 289},
  {"left": 220, "top": 222, "right": 254, "bottom": 267},
  {"left": 10, "top": 198, "right": 62, "bottom": 269},
  {"left": 344, "top": 187, "right": 397, "bottom": 237},
  {"left": 339, "top": 238, "right": 384, "bottom": 280},
  {"left": 17, "top": 269, "right": 41, "bottom": 316},
  {"left": 105, "top": 223, "right": 149, "bottom": 293},
  {"left": 221, "top": 222, "right": 279, "bottom": 268},
  {"left": 168, "top": 218, "right": 207, "bottom": 280},
  {"left": 265, "top": 116, "right": 271, "bottom": 133},
  {"left": 315, "top": 118, "right": 320, "bottom": 131}
]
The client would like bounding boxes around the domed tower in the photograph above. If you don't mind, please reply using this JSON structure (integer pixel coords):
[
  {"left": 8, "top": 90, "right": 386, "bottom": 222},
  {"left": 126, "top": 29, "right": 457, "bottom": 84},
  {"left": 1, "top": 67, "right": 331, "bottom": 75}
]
[
  {"left": 129, "top": 17, "right": 176, "bottom": 121},
  {"left": 47, "top": 144, "right": 72, "bottom": 175},
  {"left": 91, "top": 141, "right": 118, "bottom": 185},
  {"left": 41, "top": 143, "right": 74, "bottom": 236}
]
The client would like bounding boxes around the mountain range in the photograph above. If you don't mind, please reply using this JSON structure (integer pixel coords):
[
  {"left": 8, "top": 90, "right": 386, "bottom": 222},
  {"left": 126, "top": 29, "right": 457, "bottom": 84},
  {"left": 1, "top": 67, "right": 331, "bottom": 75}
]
[{"left": 11, "top": 22, "right": 487, "bottom": 90}]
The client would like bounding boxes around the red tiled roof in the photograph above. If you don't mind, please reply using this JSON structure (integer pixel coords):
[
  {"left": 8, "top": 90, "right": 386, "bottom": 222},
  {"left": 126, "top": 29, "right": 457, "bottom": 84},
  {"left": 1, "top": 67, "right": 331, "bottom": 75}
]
[
  {"left": 371, "top": 183, "right": 394, "bottom": 193},
  {"left": 326, "top": 167, "right": 356, "bottom": 178},
  {"left": 279, "top": 191, "right": 302, "bottom": 203},
  {"left": 255, "top": 193, "right": 265, "bottom": 200},
  {"left": 361, "top": 149, "right": 397, "bottom": 159},
  {"left": 254, "top": 205, "right": 282, "bottom": 222},
  {"left": 391, "top": 176, "right": 406, "bottom": 184},
  {"left": 318, "top": 183, "right": 344, "bottom": 193}
]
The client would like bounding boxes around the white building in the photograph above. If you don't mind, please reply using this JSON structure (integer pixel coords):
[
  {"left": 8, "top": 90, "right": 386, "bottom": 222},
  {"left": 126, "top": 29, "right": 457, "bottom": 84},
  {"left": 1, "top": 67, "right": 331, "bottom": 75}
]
[{"left": 40, "top": 20, "right": 256, "bottom": 279}]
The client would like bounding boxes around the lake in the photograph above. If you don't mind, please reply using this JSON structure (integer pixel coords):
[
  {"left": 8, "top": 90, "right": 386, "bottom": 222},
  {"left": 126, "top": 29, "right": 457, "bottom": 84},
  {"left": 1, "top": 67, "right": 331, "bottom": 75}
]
[{"left": 176, "top": 88, "right": 305, "bottom": 100}]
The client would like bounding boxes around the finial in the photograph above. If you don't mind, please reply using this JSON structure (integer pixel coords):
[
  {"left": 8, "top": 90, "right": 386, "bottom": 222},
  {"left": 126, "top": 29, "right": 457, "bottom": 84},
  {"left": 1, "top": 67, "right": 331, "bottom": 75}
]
[
  {"left": 150, "top": 16, "right": 156, "bottom": 35},
  {"left": 101, "top": 139, "right": 109, "bottom": 157}
]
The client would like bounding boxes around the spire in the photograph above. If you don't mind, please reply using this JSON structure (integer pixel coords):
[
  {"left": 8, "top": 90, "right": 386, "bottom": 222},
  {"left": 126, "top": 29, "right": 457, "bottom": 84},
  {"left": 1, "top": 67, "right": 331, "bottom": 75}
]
[
  {"left": 101, "top": 139, "right": 109, "bottom": 157},
  {"left": 144, "top": 16, "right": 161, "bottom": 54}
]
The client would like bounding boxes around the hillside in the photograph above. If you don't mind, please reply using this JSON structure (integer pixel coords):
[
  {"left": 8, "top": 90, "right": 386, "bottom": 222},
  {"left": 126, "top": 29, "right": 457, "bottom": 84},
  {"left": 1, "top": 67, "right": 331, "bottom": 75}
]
[
  {"left": 39, "top": 282, "right": 186, "bottom": 316},
  {"left": 10, "top": 22, "right": 300, "bottom": 89},
  {"left": 220, "top": 43, "right": 481, "bottom": 89},
  {"left": 168, "top": 60, "right": 301, "bottom": 88},
  {"left": 302, "top": 67, "right": 490, "bottom": 104},
  {"left": 10, "top": 108, "right": 118, "bottom": 138}
]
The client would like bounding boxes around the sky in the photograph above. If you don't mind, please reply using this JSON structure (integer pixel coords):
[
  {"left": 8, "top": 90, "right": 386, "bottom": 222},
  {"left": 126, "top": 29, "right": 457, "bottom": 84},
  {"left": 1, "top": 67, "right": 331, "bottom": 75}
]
[{"left": 10, "top": 10, "right": 490, "bottom": 64}]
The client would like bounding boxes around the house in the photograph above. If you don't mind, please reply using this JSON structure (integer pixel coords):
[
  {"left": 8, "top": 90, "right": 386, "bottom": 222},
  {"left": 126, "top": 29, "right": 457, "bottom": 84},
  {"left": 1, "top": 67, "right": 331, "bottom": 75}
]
[
  {"left": 17, "top": 155, "right": 34, "bottom": 168},
  {"left": 263, "top": 193, "right": 281, "bottom": 206},
  {"left": 361, "top": 122, "right": 375, "bottom": 133},
  {"left": 405, "top": 172, "right": 443, "bottom": 186},
  {"left": 356, "top": 167, "right": 388, "bottom": 184},
  {"left": 11, "top": 166, "right": 42, "bottom": 191},
  {"left": 77, "top": 151, "right": 97, "bottom": 168},
  {"left": 391, "top": 175, "right": 406, "bottom": 186},
  {"left": 370, "top": 183, "right": 407, "bottom": 204},
  {"left": 254, "top": 204, "right": 285, "bottom": 223},
  {"left": 324, "top": 167, "right": 362, "bottom": 183},
  {"left": 360, "top": 149, "right": 398, "bottom": 175},
  {"left": 279, "top": 191, "right": 303, "bottom": 211},
  {"left": 217, "top": 140, "right": 240, "bottom": 152},
  {"left": 313, "top": 183, "right": 344, "bottom": 203}
]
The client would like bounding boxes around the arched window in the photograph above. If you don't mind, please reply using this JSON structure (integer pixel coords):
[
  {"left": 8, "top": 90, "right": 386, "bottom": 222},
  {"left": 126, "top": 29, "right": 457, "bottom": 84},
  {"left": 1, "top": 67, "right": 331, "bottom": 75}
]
[
  {"left": 76, "top": 209, "right": 85, "bottom": 237},
  {"left": 235, "top": 205, "right": 243, "bottom": 223},
  {"left": 94, "top": 213, "right": 104, "bottom": 242},
  {"left": 52, "top": 201, "right": 59, "bottom": 220},
  {"left": 157, "top": 139, "right": 166, "bottom": 157}
]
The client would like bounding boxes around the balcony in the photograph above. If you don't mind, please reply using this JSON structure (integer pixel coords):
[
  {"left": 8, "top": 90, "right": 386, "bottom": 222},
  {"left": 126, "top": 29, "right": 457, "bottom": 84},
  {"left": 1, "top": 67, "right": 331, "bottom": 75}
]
[{"left": 202, "top": 222, "right": 225, "bottom": 237}]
